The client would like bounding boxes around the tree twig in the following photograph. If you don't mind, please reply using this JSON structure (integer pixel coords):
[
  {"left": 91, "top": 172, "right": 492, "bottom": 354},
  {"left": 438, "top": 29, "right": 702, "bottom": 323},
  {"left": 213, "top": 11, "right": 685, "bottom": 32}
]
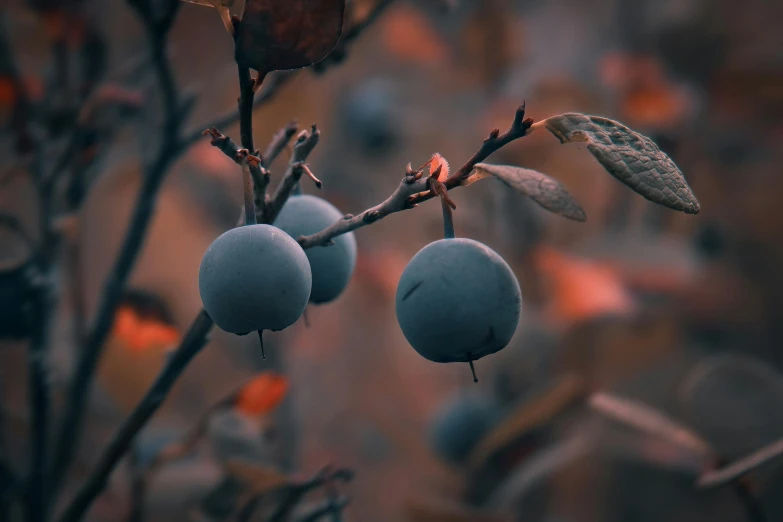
[
  {"left": 27, "top": 268, "right": 52, "bottom": 522},
  {"left": 298, "top": 103, "right": 531, "bottom": 248},
  {"left": 266, "top": 125, "right": 321, "bottom": 223},
  {"left": 58, "top": 310, "right": 214, "bottom": 522},
  {"left": 268, "top": 467, "right": 354, "bottom": 522},
  {"left": 699, "top": 438, "right": 783, "bottom": 489},
  {"left": 297, "top": 497, "right": 351, "bottom": 522},
  {"left": 51, "top": 0, "right": 184, "bottom": 497}
]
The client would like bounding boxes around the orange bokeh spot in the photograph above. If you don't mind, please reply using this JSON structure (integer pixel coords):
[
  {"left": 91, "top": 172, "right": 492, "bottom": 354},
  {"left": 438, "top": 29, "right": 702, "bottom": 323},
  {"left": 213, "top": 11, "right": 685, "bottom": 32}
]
[
  {"left": 0, "top": 77, "right": 16, "bottom": 108},
  {"left": 380, "top": 4, "right": 449, "bottom": 65},
  {"left": 533, "top": 246, "right": 635, "bottom": 325},
  {"left": 112, "top": 306, "right": 180, "bottom": 353},
  {"left": 235, "top": 373, "right": 289, "bottom": 416}
]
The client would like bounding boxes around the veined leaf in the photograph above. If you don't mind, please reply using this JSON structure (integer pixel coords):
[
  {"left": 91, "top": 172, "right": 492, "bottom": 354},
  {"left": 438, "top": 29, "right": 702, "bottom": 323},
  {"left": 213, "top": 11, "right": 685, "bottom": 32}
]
[
  {"left": 466, "top": 163, "right": 587, "bottom": 222},
  {"left": 541, "top": 113, "right": 700, "bottom": 214}
]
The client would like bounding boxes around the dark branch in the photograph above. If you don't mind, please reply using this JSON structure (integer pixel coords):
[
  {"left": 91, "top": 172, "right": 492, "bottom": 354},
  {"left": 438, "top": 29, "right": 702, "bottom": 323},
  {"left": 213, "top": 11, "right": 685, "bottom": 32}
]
[
  {"left": 58, "top": 310, "right": 214, "bottom": 522},
  {"left": 267, "top": 126, "right": 321, "bottom": 223},
  {"left": 269, "top": 467, "right": 354, "bottom": 522},
  {"left": 50, "top": 1, "right": 185, "bottom": 497},
  {"left": 261, "top": 121, "right": 298, "bottom": 167},
  {"left": 297, "top": 497, "right": 351, "bottom": 522},
  {"left": 27, "top": 268, "right": 52, "bottom": 522},
  {"left": 699, "top": 438, "right": 783, "bottom": 489},
  {"left": 297, "top": 103, "right": 531, "bottom": 248}
]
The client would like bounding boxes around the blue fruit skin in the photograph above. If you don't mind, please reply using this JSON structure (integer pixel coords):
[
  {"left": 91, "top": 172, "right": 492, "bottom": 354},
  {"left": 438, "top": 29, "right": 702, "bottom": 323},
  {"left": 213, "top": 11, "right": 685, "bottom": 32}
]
[
  {"left": 429, "top": 393, "right": 502, "bottom": 464},
  {"left": 198, "top": 224, "right": 311, "bottom": 333},
  {"left": 273, "top": 195, "right": 357, "bottom": 304},
  {"left": 395, "top": 238, "right": 522, "bottom": 363}
]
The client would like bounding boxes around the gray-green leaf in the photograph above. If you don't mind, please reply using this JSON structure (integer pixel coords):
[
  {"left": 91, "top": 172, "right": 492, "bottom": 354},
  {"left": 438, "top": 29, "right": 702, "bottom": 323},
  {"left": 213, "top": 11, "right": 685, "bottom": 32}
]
[
  {"left": 543, "top": 113, "right": 700, "bottom": 214},
  {"left": 465, "top": 163, "right": 587, "bottom": 222}
]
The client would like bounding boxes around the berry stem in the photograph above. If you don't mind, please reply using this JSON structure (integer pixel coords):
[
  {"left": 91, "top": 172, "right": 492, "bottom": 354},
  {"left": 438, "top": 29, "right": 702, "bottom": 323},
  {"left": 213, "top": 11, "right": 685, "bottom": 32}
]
[
  {"left": 441, "top": 199, "right": 455, "bottom": 239},
  {"left": 258, "top": 330, "right": 266, "bottom": 360},
  {"left": 468, "top": 355, "right": 478, "bottom": 383}
]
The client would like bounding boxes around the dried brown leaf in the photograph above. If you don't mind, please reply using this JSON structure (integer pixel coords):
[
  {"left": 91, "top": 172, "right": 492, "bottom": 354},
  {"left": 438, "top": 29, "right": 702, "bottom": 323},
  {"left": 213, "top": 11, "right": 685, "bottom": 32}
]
[
  {"left": 236, "top": 0, "right": 346, "bottom": 73},
  {"left": 542, "top": 113, "right": 699, "bottom": 214},
  {"left": 466, "top": 163, "right": 587, "bottom": 222}
]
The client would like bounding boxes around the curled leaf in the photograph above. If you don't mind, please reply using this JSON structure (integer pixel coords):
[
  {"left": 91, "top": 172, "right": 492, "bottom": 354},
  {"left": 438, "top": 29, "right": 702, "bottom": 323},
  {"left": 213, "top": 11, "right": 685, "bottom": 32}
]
[
  {"left": 236, "top": 0, "right": 346, "bottom": 73},
  {"left": 542, "top": 113, "right": 699, "bottom": 214},
  {"left": 466, "top": 163, "right": 586, "bottom": 222}
]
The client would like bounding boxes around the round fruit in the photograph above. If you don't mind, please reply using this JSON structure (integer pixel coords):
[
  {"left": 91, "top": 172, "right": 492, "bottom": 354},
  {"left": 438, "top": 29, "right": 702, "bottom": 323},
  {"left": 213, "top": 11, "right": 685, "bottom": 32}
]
[
  {"left": 198, "top": 224, "right": 311, "bottom": 333},
  {"left": 428, "top": 392, "right": 501, "bottom": 465},
  {"left": 395, "top": 238, "right": 522, "bottom": 363},
  {"left": 273, "top": 195, "right": 357, "bottom": 304}
]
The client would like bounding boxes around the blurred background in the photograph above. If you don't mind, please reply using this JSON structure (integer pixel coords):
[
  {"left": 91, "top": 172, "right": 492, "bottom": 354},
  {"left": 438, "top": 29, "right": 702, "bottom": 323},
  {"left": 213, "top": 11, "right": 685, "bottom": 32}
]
[{"left": 2, "top": 0, "right": 783, "bottom": 520}]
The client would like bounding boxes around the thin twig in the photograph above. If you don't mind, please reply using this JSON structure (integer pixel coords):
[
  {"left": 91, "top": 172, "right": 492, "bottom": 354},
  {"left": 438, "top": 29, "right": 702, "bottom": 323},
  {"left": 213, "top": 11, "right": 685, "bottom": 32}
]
[
  {"left": 261, "top": 121, "right": 298, "bottom": 168},
  {"left": 297, "top": 497, "right": 351, "bottom": 522},
  {"left": 27, "top": 268, "right": 52, "bottom": 522},
  {"left": 268, "top": 467, "right": 354, "bottom": 522},
  {"left": 699, "top": 438, "right": 783, "bottom": 489},
  {"left": 179, "top": 71, "right": 298, "bottom": 151},
  {"left": 58, "top": 310, "right": 214, "bottom": 522},
  {"left": 51, "top": 1, "right": 184, "bottom": 497},
  {"left": 267, "top": 126, "right": 321, "bottom": 223},
  {"left": 0, "top": 213, "right": 35, "bottom": 251},
  {"left": 298, "top": 103, "right": 531, "bottom": 248}
]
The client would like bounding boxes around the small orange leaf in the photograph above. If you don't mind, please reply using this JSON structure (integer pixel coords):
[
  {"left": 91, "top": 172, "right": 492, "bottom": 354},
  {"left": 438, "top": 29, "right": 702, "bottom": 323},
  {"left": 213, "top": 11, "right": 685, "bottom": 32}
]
[
  {"left": 112, "top": 305, "right": 180, "bottom": 354},
  {"left": 236, "top": 373, "right": 289, "bottom": 416},
  {"left": 429, "top": 153, "right": 450, "bottom": 182}
]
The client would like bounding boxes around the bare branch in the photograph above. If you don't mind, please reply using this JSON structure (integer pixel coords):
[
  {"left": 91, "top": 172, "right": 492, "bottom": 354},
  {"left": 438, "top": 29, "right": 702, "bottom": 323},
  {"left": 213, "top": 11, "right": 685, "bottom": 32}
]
[
  {"left": 269, "top": 467, "right": 354, "bottom": 522},
  {"left": 51, "top": 2, "right": 185, "bottom": 497},
  {"left": 0, "top": 212, "right": 35, "bottom": 251},
  {"left": 298, "top": 104, "right": 532, "bottom": 249},
  {"left": 699, "top": 438, "right": 783, "bottom": 489},
  {"left": 180, "top": 71, "right": 299, "bottom": 151},
  {"left": 266, "top": 125, "right": 321, "bottom": 223},
  {"left": 297, "top": 497, "right": 351, "bottom": 522},
  {"left": 58, "top": 310, "right": 214, "bottom": 522},
  {"left": 262, "top": 121, "right": 299, "bottom": 167}
]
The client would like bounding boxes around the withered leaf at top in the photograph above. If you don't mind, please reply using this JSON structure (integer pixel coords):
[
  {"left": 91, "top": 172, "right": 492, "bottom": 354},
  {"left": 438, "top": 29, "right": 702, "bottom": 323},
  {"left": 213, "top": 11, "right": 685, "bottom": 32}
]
[
  {"left": 236, "top": 0, "right": 346, "bottom": 73},
  {"left": 543, "top": 113, "right": 700, "bottom": 215}
]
